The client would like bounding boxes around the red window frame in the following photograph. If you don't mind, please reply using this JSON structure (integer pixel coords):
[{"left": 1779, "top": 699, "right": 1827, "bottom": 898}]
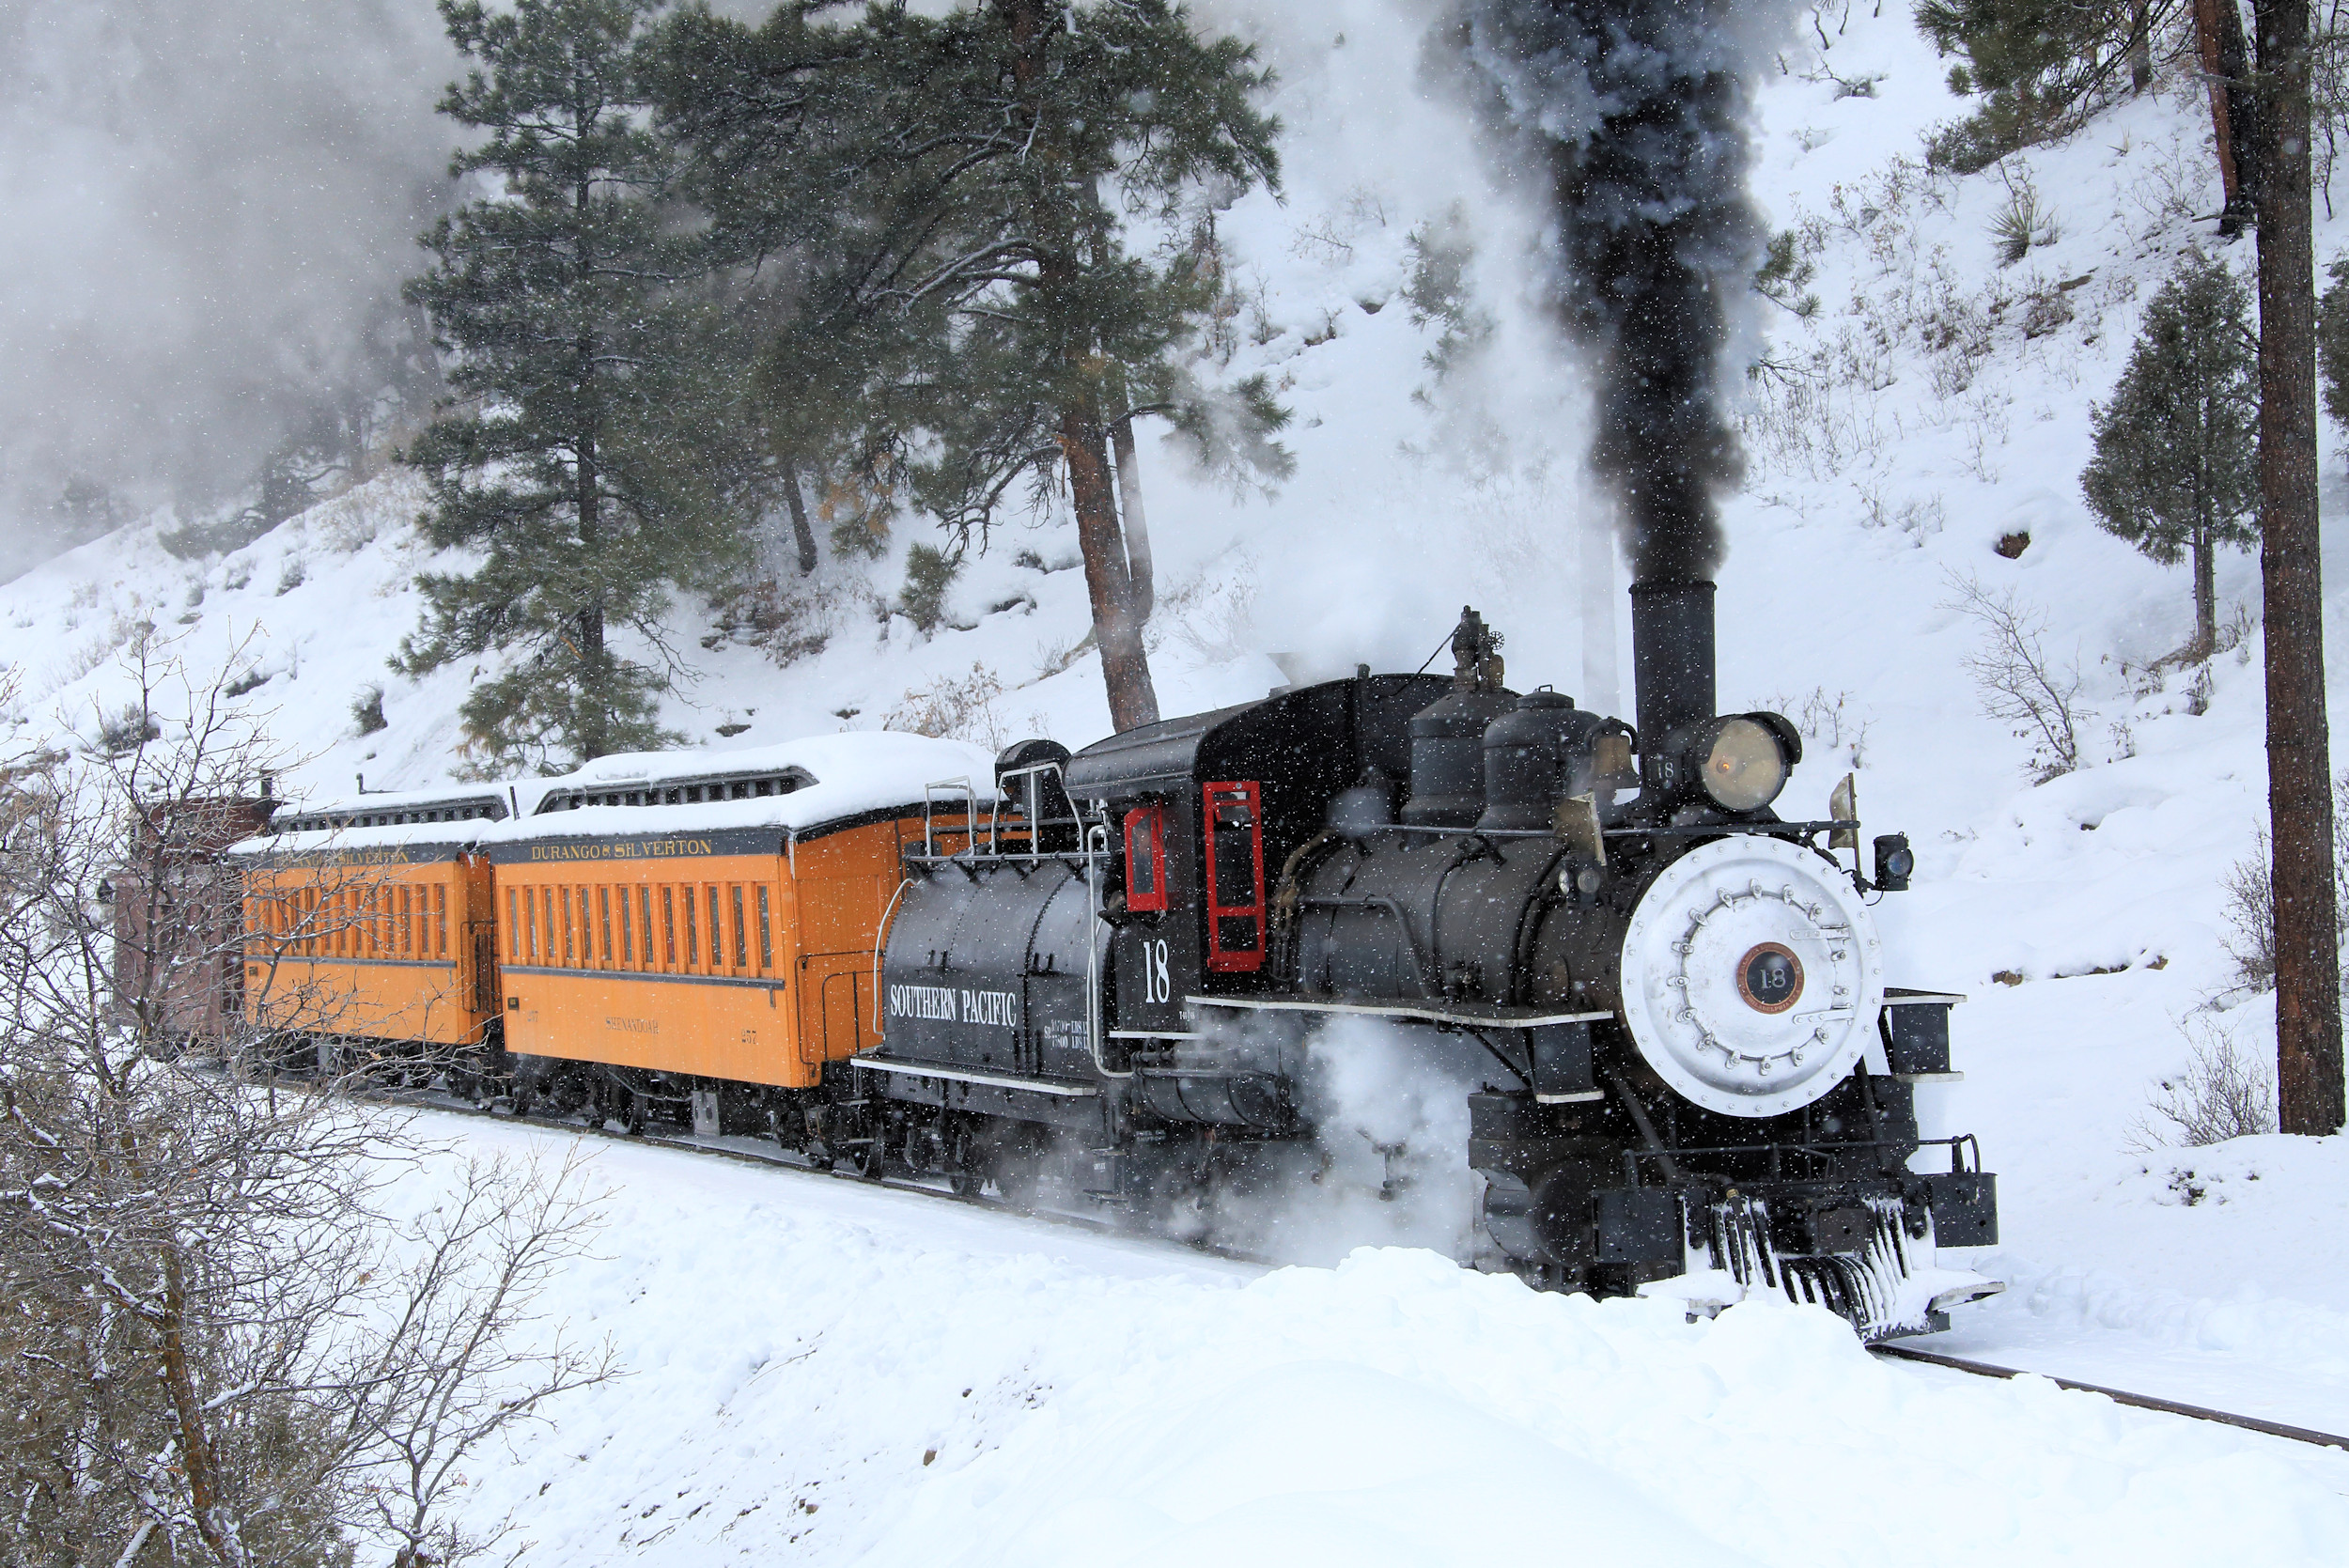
[
  {"left": 1124, "top": 803, "right": 1168, "bottom": 913},
  {"left": 1202, "top": 781, "right": 1267, "bottom": 972}
]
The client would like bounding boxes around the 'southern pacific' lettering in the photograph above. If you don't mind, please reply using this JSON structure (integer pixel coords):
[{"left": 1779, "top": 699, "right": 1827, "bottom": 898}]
[
  {"left": 888, "top": 984, "right": 958, "bottom": 1020},
  {"left": 886, "top": 984, "right": 1019, "bottom": 1027}
]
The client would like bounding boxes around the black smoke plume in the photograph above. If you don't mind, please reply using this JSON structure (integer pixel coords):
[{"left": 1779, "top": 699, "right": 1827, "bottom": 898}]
[{"left": 1463, "top": 1, "right": 1785, "bottom": 584}]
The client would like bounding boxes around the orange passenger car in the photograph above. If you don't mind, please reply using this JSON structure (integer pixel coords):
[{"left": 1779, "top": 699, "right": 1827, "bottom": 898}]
[
  {"left": 236, "top": 787, "right": 513, "bottom": 1049},
  {"left": 484, "top": 736, "right": 996, "bottom": 1094}
]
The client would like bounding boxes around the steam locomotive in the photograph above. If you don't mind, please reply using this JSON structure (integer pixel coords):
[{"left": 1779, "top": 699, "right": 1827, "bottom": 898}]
[{"left": 866, "top": 586, "right": 1999, "bottom": 1338}]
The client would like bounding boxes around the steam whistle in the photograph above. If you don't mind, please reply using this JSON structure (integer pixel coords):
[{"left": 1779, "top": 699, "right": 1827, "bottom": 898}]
[{"left": 1451, "top": 606, "right": 1505, "bottom": 692}]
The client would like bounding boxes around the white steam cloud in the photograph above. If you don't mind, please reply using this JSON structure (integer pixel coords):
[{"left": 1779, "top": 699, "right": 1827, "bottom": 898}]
[{"left": 1207, "top": 1016, "right": 1499, "bottom": 1266}]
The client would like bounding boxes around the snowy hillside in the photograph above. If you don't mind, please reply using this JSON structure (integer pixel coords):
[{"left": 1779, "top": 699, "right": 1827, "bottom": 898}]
[{"left": 6, "top": 1, "right": 2349, "bottom": 1553}]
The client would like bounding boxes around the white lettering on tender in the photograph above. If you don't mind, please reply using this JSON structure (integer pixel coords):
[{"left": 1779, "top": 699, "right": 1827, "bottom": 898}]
[{"left": 886, "top": 983, "right": 1019, "bottom": 1027}]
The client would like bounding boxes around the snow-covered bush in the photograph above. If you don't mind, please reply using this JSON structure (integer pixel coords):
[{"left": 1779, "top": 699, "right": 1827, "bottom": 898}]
[{"left": 351, "top": 683, "right": 387, "bottom": 736}]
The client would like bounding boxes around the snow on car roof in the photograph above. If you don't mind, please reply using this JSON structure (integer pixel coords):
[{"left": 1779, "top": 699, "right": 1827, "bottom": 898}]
[
  {"left": 229, "top": 734, "right": 1003, "bottom": 858},
  {"left": 485, "top": 732, "right": 1002, "bottom": 844}
]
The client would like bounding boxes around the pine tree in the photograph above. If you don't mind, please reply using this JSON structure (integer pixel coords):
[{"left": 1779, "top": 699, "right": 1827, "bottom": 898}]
[
  {"left": 648, "top": 3, "right": 908, "bottom": 578},
  {"left": 399, "top": 0, "right": 760, "bottom": 771},
  {"left": 2080, "top": 252, "right": 2258, "bottom": 663},
  {"left": 2311, "top": 253, "right": 2349, "bottom": 429},
  {"left": 1915, "top": 1, "right": 2172, "bottom": 170},
  {"left": 661, "top": 0, "right": 1287, "bottom": 733}
]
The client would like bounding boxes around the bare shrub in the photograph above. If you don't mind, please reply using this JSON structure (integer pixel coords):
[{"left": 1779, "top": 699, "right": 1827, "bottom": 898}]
[
  {"left": 1769, "top": 684, "right": 1873, "bottom": 768},
  {"left": 708, "top": 577, "right": 831, "bottom": 666},
  {"left": 1944, "top": 573, "right": 2091, "bottom": 782},
  {"left": 2218, "top": 773, "right": 2349, "bottom": 995},
  {"left": 886, "top": 661, "right": 1015, "bottom": 748},
  {"left": 2220, "top": 827, "right": 2278, "bottom": 992},
  {"left": 1157, "top": 568, "right": 1259, "bottom": 663},
  {"left": 2126, "top": 1018, "right": 2278, "bottom": 1151},
  {"left": 1896, "top": 494, "right": 1947, "bottom": 545},
  {"left": 0, "top": 643, "right": 616, "bottom": 1568},
  {"left": 1034, "top": 630, "right": 1092, "bottom": 680}
]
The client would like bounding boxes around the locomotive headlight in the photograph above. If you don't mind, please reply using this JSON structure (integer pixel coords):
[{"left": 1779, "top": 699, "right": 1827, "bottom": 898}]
[{"left": 1696, "top": 716, "right": 1790, "bottom": 812}]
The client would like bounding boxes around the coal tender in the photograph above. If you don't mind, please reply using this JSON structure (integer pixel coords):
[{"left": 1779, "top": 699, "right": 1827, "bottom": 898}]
[{"left": 863, "top": 598, "right": 2000, "bottom": 1338}]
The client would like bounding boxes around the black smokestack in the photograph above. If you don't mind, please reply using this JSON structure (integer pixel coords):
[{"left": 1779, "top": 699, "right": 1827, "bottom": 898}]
[
  {"left": 1463, "top": 1, "right": 1782, "bottom": 735},
  {"left": 1628, "top": 581, "right": 1714, "bottom": 741}
]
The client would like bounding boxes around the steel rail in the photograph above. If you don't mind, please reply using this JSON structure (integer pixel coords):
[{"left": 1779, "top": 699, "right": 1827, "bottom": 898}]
[
  {"left": 1870, "top": 1342, "right": 2349, "bottom": 1452},
  {"left": 358, "top": 1080, "right": 1283, "bottom": 1267}
]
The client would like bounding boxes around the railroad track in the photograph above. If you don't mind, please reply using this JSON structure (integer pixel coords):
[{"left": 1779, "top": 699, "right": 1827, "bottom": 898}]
[
  {"left": 380, "top": 1085, "right": 2349, "bottom": 1457},
  {"left": 1868, "top": 1343, "right": 2349, "bottom": 1453},
  {"left": 378, "top": 1083, "right": 1283, "bottom": 1265}
]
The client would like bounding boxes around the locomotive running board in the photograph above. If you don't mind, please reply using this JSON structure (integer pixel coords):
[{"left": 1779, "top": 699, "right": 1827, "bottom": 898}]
[
  {"left": 849, "top": 1057, "right": 1100, "bottom": 1096},
  {"left": 1187, "top": 995, "right": 1612, "bottom": 1031}
]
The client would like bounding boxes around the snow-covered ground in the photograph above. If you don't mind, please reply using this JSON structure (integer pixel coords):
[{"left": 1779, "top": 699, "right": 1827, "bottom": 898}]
[
  {"left": 431, "top": 1113, "right": 2349, "bottom": 1566},
  {"left": 6, "top": 1, "right": 2349, "bottom": 1553}
]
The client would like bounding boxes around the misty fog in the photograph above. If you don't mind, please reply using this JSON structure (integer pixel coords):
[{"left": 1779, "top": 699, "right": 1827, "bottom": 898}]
[{"left": 0, "top": 1, "right": 474, "bottom": 578}]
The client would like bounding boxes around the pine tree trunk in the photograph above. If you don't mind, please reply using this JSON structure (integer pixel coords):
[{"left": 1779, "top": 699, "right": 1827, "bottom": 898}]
[
  {"left": 1066, "top": 400, "right": 1159, "bottom": 732},
  {"left": 576, "top": 426, "right": 610, "bottom": 761},
  {"left": 2132, "top": 3, "right": 2155, "bottom": 94},
  {"left": 1111, "top": 417, "right": 1155, "bottom": 627},
  {"left": 2194, "top": 516, "right": 2218, "bottom": 661},
  {"left": 573, "top": 152, "right": 612, "bottom": 763},
  {"left": 2253, "top": 0, "right": 2346, "bottom": 1134},
  {"left": 999, "top": 0, "right": 1159, "bottom": 732},
  {"left": 2203, "top": 0, "right": 2264, "bottom": 234},
  {"left": 783, "top": 457, "right": 819, "bottom": 576}
]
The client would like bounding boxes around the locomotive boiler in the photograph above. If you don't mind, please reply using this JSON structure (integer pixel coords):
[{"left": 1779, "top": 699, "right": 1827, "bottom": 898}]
[{"left": 864, "top": 586, "right": 2001, "bottom": 1338}]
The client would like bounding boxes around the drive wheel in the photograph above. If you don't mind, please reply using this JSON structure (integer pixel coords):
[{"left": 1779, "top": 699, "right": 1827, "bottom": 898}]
[
  {"left": 990, "top": 1124, "right": 1047, "bottom": 1208},
  {"left": 945, "top": 1121, "right": 984, "bottom": 1198},
  {"left": 1153, "top": 1157, "right": 1217, "bottom": 1244}
]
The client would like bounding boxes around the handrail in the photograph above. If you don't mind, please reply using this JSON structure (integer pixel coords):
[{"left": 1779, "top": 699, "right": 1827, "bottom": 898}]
[
  {"left": 1082, "top": 820, "right": 1131, "bottom": 1079},
  {"left": 995, "top": 759, "right": 1067, "bottom": 861},
  {"left": 922, "top": 777, "right": 979, "bottom": 860},
  {"left": 868, "top": 876, "right": 914, "bottom": 1042}
]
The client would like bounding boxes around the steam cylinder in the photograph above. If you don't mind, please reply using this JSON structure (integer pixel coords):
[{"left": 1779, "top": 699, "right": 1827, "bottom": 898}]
[
  {"left": 1399, "top": 688, "right": 1517, "bottom": 827},
  {"left": 1476, "top": 690, "right": 1602, "bottom": 832}
]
